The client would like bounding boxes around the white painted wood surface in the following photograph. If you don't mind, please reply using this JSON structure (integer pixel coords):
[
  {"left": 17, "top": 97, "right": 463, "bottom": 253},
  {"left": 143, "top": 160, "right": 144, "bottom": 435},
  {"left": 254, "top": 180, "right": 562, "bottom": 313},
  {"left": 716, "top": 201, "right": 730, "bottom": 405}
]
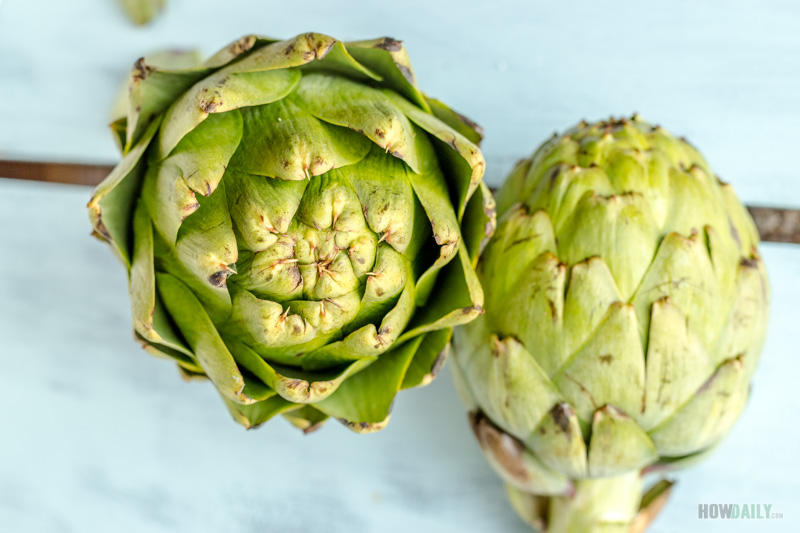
[
  {"left": 1, "top": 0, "right": 799, "bottom": 205},
  {"left": 1, "top": 180, "right": 798, "bottom": 532},
  {"left": 1, "top": 0, "right": 799, "bottom": 531}
]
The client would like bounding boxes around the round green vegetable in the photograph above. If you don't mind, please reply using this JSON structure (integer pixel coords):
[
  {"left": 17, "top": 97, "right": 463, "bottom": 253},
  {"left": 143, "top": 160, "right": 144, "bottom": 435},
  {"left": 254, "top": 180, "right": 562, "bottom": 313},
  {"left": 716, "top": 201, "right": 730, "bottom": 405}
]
[
  {"left": 89, "top": 33, "right": 494, "bottom": 433},
  {"left": 452, "top": 116, "right": 769, "bottom": 531},
  {"left": 119, "top": 0, "right": 165, "bottom": 26}
]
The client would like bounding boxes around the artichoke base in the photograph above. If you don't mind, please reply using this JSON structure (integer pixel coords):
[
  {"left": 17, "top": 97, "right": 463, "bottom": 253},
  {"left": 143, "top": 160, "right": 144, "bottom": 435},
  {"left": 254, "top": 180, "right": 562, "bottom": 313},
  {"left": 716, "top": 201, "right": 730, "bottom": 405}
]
[{"left": 505, "top": 473, "right": 674, "bottom": 533}]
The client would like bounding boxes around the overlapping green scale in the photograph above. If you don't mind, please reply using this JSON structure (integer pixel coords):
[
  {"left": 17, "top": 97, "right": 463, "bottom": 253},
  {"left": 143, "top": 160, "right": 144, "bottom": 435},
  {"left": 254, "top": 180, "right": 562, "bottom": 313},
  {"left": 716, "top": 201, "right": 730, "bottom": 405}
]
[
  {"left": 90, "top": 33, "right": 494, "bottom": 433},
  {"left": 453, "top": 116, "right": 769, "bottom": 531}
]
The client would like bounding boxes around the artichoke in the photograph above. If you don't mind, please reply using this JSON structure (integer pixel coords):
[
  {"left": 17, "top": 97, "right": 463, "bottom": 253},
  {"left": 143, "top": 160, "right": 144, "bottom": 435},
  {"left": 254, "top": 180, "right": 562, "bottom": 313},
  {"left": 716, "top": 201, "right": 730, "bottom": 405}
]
[
  {"left": 452, "top": 116, "right": 769, "bottom": 531},
  {"left": 119, "top": 0, "right": 166, "bottom": 25},
  {"left": 89, "top": 33, "right": 494, "bottom": 433}
]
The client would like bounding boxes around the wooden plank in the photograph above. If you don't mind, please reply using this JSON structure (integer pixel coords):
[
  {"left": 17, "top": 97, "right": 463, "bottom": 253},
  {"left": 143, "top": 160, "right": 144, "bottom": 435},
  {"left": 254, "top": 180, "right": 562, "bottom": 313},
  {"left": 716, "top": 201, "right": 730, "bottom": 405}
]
[
  {"left": 2, "top": 159, "right": 798, "bottom": 244},
  {"left": 748, "top": 207, "right": 800, "bottom": 245},
  {"left": 0, "top": 160, "right": 114, "bottom": 187}
]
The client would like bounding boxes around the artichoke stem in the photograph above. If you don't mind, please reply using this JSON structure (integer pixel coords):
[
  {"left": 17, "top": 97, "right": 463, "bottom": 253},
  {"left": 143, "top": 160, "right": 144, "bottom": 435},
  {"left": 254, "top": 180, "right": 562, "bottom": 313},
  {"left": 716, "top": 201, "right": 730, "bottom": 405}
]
[{"left": 507, "top": 471, "right": 645, "bottom": 533}]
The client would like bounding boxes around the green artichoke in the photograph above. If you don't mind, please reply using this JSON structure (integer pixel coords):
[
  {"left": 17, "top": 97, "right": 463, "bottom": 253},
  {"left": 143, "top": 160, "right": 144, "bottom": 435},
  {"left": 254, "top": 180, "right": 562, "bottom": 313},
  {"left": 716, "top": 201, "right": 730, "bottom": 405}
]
[
  {"left": 452, "top": 116, "right": 769, "bottom": 531},
  {"left": 119, "top": 0, "right": 166, "bottom": 25},
  {"left": 89, "top": 33, "right": 495, "bottom": 433}
]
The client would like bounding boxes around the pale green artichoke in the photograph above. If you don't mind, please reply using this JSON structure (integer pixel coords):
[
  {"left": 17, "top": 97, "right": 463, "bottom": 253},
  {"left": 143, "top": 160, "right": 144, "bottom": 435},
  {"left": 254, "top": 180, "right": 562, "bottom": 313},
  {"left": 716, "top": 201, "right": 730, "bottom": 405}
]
[
  {"left": 119, "top": 0, "right": 165, "bottom": 25},
  {"left": 89, "top": 33, "right": 494, "bottom": 433},
  {"left": 452, "top": 116, "right": 769, "bottom": 531}
]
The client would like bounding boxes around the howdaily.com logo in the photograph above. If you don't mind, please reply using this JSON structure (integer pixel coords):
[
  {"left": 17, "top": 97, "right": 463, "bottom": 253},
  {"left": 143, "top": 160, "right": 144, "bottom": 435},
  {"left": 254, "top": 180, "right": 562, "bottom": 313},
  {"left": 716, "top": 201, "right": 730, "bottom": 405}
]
[{"left": 698, "top": 504, "right": 783, "bottom": 520}]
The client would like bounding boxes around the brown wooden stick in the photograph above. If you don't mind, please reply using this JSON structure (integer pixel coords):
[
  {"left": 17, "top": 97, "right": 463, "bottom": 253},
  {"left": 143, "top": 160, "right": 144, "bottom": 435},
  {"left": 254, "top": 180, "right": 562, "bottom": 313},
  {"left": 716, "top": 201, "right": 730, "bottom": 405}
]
[
  {"left": 748, "top": 206, "right": 800, "bottom": 244},
  {"left": 0, "top": 160, "right": 114, "bottom": 187},
  {"left": 1, "top": 159, "right": 798, "bottom": 244}
]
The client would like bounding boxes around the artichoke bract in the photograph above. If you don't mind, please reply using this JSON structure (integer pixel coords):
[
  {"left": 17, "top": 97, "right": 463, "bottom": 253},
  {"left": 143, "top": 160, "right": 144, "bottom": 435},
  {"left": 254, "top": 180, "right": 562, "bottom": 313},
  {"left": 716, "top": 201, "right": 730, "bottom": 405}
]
[
  {"left": 89, "top": 33, "right": 495, "bottom": 433},
  {"left": 119, "top": 0, "right": 165, "bottom": 25},
  {"left": 452, "top": 116, "right": 769, "bottom": 531}
]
